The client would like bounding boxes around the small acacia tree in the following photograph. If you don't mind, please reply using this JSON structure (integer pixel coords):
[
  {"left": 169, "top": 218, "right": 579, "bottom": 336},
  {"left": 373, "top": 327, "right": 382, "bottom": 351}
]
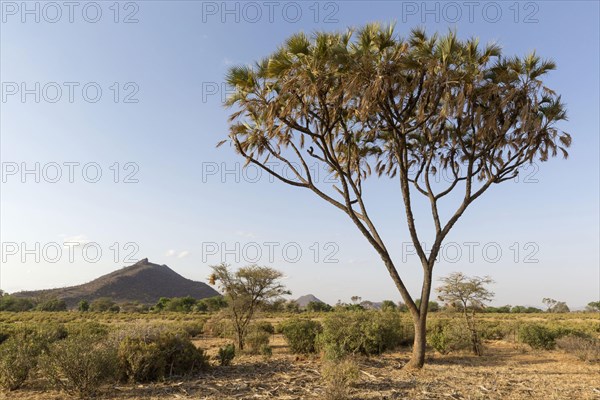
[
  {"left": 437, "top": 272, "right": 494, "bottom": 355},
  {"left": 586, "top": 301, "right": 600, "bottom": 312},
  {"left": 222, "top": 24, "right": 571, "bottom": 368},
  {"left": 209, "top": 263, "right": 289, "bottom": 350},
  {"left": 542, "top": 297, "right": 570, "bottom": 313}
]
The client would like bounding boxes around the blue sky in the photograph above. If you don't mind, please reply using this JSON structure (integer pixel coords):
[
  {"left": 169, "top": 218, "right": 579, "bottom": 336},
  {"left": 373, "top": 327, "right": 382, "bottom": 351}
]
[{"left": 1, "top": 1, "right": 598, "bottom": 308}]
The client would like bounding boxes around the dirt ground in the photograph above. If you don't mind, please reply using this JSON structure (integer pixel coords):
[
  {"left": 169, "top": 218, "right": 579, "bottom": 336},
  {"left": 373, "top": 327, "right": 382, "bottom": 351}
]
[{"left": 3, "top": 335, "right": 599, "bottom": 400}]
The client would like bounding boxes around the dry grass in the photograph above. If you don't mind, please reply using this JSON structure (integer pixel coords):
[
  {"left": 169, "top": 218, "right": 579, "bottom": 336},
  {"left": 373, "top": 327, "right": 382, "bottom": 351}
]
[{"left": 2, "top": 335, "right": 599, "bottom": 400}]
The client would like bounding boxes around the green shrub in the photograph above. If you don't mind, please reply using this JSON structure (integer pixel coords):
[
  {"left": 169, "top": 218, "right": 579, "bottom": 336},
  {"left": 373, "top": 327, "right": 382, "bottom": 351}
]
[
  {"left": 34, "top": 322, "right": 69, "bottom": 344},
  {"left": 0, "top": 322, "right": 67, "bottom": 351},
  {"left": 0, "top": 335, "right": 42, "bottom": 390},
  {"left": 427, "top": 320, "right": 471, "bottom": 354},
  {"left": 306, "top": 301, "right": 333, "bottom": 312},
  {"left": 117, "top": 331, "right": 208, "bottom": 382},
  {"left": 0, "top": 296, "right": 35, "bottom": 312},
  {"left": 556, "top": 335, "right": 600, "bottom": 362},
  {"left": 78, "top": 300, "right": 90, "bottom": 312},
  {"left": 217, "top": 344, "right": 235, "bottom": 366},
  {"left": 36, "top": 297, "right": 67, "bottom": 312},
  {"left": 319, "top": 311, "right": 407, "bottom": 360},
  {"left": 65, "top": 321, "right": 109, "bottom": 338},
  {"left": 518, "top": 324, "right": 557, "bottom": 350},
  {"left": 118, "top": 336, "right": 165, "bottom": 382},
  {"left": 89, "top": 297, "right": 118, "bottom": 312},
  {"left": 260, "top": 344, "right": 273, "bottom": 358},
  {"left": 254, "top": 321, "right": 275, "bottom": 334},
  {"left": 478, "top": 321, "right": 511, "bottom": 340},
  {"left": 38, "top": 335, "right": 118, "bottom": 398},
  {"left": 195, "top": 296, "right": 227, "bottom": 312},
  {"left": 281, "top": 319, "right": 322, "bottom": 354}
]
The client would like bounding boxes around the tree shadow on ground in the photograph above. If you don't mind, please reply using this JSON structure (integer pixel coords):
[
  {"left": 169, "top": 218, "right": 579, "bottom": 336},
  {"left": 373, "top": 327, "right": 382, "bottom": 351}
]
[
  {"left": 425, "top": 353, "right": 555, "bottom": 368},
  {"left": 101, "top": 358, "right": 322, "bottom": 399}
]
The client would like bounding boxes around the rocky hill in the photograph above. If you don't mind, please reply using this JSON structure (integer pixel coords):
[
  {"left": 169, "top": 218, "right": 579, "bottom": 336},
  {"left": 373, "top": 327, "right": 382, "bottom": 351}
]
[
  {"left": 12, "top": 258, "right": 220, "bottom": 308},
  {"left": 295, "top": 294, "right": 325, "bottom": 307}
]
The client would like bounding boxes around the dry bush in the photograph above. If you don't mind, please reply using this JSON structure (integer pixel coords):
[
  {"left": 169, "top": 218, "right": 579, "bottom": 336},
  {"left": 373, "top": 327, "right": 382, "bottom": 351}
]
[
  {"left": 117, "top": 330, "right": 208, "bottom": 383},
  {"left": 204, "top": 313, "right": 234, "bottom": 338},
  {"left": 0, "top": 323, "right": 73, "bottom": 392},
  {"left": 177, "top": 321, "right": 205, "bottom": 338},
  {"left": 0, "top": 335, "right": 42, "bottom": 391},
  {"left": 321, "top": 358, "right": 360, "bottom": 400},
  {"left": 244, "top": 327, "right": 271, "bottom": 355},
  {"left": 38, "top": 335, "right": 118, "bottom": 398},
  {"left": 556, "top": 335, "right": 600, "bottom": 362}
]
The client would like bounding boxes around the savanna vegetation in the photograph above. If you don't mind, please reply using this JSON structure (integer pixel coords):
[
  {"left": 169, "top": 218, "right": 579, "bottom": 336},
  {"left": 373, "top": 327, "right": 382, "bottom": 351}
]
[
  {"left": 0, "top": 269, "right": 598, "bottom": 399},
  {"left": 0, "top": 302, "right": 598, "bottom": 399}
]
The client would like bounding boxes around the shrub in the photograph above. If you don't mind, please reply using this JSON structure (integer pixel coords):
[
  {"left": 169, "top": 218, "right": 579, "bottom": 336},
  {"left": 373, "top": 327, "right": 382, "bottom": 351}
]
[
  {"left": 217, "top": 344, "right": 235, "bottom": 366},
  {"left": 260, "top": 344, "right": 273, "bottom": 358},
  {"left": 380, "top": 300, "right": 397, "bottom": 312},
  {"left": 518, "top": 324, "right": 557, "bottom": 350},
  {"left": 117, "top": 336, "right": 164, "bottom": 382},
  {"left": 306, "top": 301, "right": 333, "bottom": 312},
  {"left": 90, "top": 297, "right": 117, "bottom": 312},
  {"left": 78, "top": 300, "right": 90, "bottom": 312},
  {"left": 117, "top": 331, "right": 208, "bottom": 382},
  {"left": 281, "top": 319, "right": 322, "bottom": 354},
  {"left": 0, "top": 335, "right": 42, "bottom": 391},
  {"left": 65, "top": 321, "right": 109, "bottom": 338},
  {"left": 321, "top": 358, "right": 359, "bottom": 400},
  {"left": 427, "top": 320, "right": 471, "bottom": 354},
  {"left": 0, "top": 296, "right": 35, "bottom": 312},
  {"left": 204, "top": 314, "right": 234, "bottom": 338},
  {"left": 556, "top": 335, "right": 600, "bottom": 362},
  {"left": 478, "top": 321, "right": 512, "bottom": 340},
  {"left": 197, "top": 295, "right": 227, "bottom": 312},
  {"left": 178, "top": 321, "right": 204, "bottom": 338},
  {"left": 33, "top": 322, "right": 69, "bottom": 344},
  {"left": 319, "top": 311, "right": 407, "bottom": 360},
  {"left": 36, "top": 297, "right": 67, "bottom": 312},
  {"left": 1, "top": 323, "right": 68, "bottom": 350},
  {"left": 254, "top": 321, "right": 275, "bottom": 335},
  {"left": 38, "top": 335, "right": 118, "bottom": 398},
  {"left": 245, "top": 328, "right": 270, "bottom": 355}
]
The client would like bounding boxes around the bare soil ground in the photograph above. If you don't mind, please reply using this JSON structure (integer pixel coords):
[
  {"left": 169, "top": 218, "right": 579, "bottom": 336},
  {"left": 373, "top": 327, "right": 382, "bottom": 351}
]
[{"left": 4, "top": 335, "right": 599, "bottom": 400}]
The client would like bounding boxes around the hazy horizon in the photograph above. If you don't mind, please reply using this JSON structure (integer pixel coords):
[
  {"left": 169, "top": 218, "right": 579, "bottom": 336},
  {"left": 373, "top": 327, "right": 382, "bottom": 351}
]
[{"left": 2, "top": 256, "right": 595, "bottom": 310}]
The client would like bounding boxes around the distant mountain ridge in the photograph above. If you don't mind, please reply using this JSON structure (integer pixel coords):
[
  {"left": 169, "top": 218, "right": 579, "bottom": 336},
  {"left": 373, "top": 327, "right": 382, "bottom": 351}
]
[{"left": 12, "top": 258, "right": 220, "bottom": 308}]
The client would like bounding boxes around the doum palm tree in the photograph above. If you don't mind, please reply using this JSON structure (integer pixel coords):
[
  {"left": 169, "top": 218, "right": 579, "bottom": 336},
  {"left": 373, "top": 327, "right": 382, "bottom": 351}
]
[{"left": 221, "top": 23, "right": 571, "bottom": 368}]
